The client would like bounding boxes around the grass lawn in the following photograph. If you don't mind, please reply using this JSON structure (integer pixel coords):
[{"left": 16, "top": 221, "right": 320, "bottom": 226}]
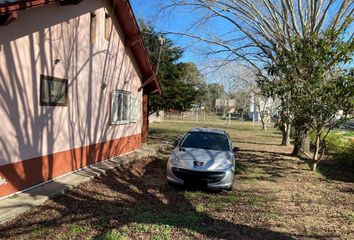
[
  {"left": 0, "top": 119, "right": 353, "bottom": 239},
  {"left": 332, "top": 130, "right": 354, "bottom": 138}
]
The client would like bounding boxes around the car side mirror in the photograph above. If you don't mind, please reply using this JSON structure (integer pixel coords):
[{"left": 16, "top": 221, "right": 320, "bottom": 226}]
[
  {"left": 173, "top": 139, "right": 179, "bottom": 147},
  {"left": 233, "top": 147, "right": 240, "bottom": 152}
]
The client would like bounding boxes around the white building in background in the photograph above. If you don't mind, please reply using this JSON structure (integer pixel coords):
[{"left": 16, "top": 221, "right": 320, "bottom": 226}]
[
  {"left": 248, "top": 94, "right": 277, "bottom": 122},
  {"left": 149, "top": 111, "right": 165, "bottom": 123},
  {"left": 215, "top": 99, "right": 236, "bottom": 113}
]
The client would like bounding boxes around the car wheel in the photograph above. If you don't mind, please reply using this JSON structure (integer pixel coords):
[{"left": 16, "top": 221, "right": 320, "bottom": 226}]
[{"left": 167, "top": 180, "right": 179, "bottom": 187}]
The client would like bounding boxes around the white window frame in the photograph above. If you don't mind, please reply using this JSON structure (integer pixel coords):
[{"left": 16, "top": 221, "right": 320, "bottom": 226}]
[
  {"left": 111, "top": 90, "right": 140, "bottom": 125},
  {"left": 111, "top": 90, "right": 130, "bottom": 125}
]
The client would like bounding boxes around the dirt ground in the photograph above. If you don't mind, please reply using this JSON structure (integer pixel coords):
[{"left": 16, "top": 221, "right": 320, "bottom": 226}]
[{"left": 0, "top": 121, "right": 353, "bottom": 239}]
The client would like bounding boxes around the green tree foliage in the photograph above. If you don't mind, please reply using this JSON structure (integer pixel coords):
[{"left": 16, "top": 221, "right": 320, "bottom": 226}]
[
  {"left": 139, "top": 21, "right": 206, "bottom": 114},
  {"left": 203, "top": 83, "right": 225, "bottom": 111},
  {"left": 262, "top": 25, "right": 354, "bottom": 170}
]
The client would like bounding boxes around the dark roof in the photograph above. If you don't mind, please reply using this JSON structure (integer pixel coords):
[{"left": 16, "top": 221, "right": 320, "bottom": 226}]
[{"left": 0, "top": 0, "right": 161, "bottom": 94}]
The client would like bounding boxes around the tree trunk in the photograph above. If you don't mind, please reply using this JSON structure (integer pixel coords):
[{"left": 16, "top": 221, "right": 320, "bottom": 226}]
[
  {"left": 292, "top": 129, "right": 307, "bottom": 156},
  {"left": 312, "top": 134, "right": 320, "bottom": 171},
  {"left": 281, "top": 123, "right": 291, "bottom": 146},
  {"left": 292, "top": 140, "right": 301, "bottom": 155},
  {"left": 301, "top": 135, "right": 311, "bottom": 155},
  {"left": 312, "top": 161, "right": 318, "bottom": 171},
  {"left": 260, "top": 117, "right": 267, "bottom": 130},
  {"left": 281, "top": 130, "right": 286, "bottom": 145},
  {"left": 285, "top": 124, "right": 291, "bottom": 146}
]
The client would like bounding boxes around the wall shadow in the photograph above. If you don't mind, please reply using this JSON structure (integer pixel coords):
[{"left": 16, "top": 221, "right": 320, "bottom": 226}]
[{"left": 0, "top": 1, "right": 142, "bottom": 197}]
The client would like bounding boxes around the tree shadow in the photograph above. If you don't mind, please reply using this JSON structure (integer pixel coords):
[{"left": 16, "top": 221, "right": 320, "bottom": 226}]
[
  {"left": 236, "top": 140, "right": 282, "bottom": 147},
  {"left": 316, "top": 158, "right": 354, "bottom": 184},
  {"left": 240, "top": 149, "right": 295, "bottom": 157},
  {"left": 0, "top": 156, "right": 295, "bottom": 240},
  {"left": 235, "top": 151, "right": 302, "bottom": 183},
  {"left": 296, "top": 153, "right": 354, "bottom": 184},
  {"left": 0, "top": 1, "right": 142, "bottom": 198}
]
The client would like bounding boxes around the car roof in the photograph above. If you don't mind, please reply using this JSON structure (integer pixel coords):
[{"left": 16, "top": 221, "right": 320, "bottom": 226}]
[{"left": 189, "top": 128, "right": 226, "bottom": 135}]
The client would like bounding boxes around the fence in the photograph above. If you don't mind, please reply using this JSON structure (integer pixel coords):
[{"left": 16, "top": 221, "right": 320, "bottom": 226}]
[{"left": 149, "top": 110, "right": 274, "bottom": 129}]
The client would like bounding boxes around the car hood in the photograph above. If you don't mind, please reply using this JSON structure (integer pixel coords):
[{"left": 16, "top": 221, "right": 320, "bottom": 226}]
[{"left": 172, "top": 147, "right": 234, "bottom": 171}]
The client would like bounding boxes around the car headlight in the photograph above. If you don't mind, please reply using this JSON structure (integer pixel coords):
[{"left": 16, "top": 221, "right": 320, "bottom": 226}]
[
  {"left": 215, "top": 159, "right": 233, "bottom": 170},
  {"left": 169, "top": 153, "right": 182, "bottom": 167}
]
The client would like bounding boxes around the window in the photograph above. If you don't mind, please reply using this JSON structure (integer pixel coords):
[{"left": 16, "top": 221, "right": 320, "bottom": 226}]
[
  {"left": 112, "top": 91, "right": 129, "bottom": 124},
  {"left": 40, "top": 75, "right": 68, "bottom": 106},
  {"left": 130, "top": 95, "right": 140, "bottom": 122},
  {"left": 90, "top": 11, "right": 97, "bottom": 43},
  {"left": 104, "top": 12, "right": 111, "bottom": 41},
  {"left": 111, "top": 91, "right": 140, "bottom": 125},
  {"left": 180, "top": 132, "right": 230, "bottom": 151}
]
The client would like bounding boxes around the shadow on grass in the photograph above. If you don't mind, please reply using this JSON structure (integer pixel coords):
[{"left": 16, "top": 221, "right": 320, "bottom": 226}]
[
  {"left": 0, "top": 156, "right": 295, "bottom": 240},
  {"left": 317, "top": 158, "right": 354, "bottom": 184},
  {"left": 295, "top": 152, "right": 354, "bottom": 184},
  {"left": 236, "top": 141, "right": 283, "bottom": 147},
  {"left": 148, "top": 128, "right": 183, "bottom": 145},
  {"left": 240, "top": 149, "right": 295, "bottom": 157},
  {"left": 235, "top": 150, "right": 302, "bottom": 183}
]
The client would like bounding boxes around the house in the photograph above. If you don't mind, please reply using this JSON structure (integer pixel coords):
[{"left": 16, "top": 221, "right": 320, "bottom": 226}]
[
  {"left": 248, "top": 94, "right": 277, "bottom": 122},
  {"left": 0, "top": 0, "right": 161, "bottom": 198},
  {"left": 215, "top": 99, "right": 236, "bottom": 114}
]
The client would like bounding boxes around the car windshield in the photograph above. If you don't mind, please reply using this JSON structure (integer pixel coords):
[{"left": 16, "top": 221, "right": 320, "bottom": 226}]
[{"left": 180, "top": 132, "right": 230, "bottom": 151}]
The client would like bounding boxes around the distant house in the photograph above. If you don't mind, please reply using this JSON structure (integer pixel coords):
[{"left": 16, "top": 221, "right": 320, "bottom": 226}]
[
  {"left": 248, "top": 94, "right": 277, "bottom": 122},
  {"left": 215, "top": 99, "right": 236, "bottom": 114},
  {"left": 0, "top": 0, "right": 161, "bottom": 198}
]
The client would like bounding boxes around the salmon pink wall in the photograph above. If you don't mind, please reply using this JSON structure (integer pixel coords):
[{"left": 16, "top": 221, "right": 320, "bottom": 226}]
[
  {"left": 0, "top": 134, "right": 141, "bottom": 198},
  {"left": 0, "top": 0, "right": 144, "bottom": 195}
]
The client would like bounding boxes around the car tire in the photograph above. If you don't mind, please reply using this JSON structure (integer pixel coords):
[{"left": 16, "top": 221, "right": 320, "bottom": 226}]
[{"left": 167, "top": 180, "right": 179, "bottom": 187}]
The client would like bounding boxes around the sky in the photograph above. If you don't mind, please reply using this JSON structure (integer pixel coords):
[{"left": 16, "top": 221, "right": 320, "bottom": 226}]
[
  {"left": 130, "top": 0, "right": 203, "bottom": 80},
  {"left": 130, "top": 0, "right": 201, "bottom": 64},
  {"left": 129, "top": 0, "right": 242, "bottom": 84},
  {"left": 130, "top": 0, "right": 354, "bottom": 84}
]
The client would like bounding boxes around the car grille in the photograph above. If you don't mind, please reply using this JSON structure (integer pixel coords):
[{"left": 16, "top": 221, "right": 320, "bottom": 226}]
[{"left": 172, "top": 167, "right": 226, "bottom": 183}]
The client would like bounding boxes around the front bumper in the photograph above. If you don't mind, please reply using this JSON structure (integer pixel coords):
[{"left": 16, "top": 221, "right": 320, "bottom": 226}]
[{"left": 166, "top": 162, "right": 234, "bottom": 189}]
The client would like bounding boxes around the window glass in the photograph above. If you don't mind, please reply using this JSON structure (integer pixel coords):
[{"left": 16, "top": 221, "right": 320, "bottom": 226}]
[
  {"left": 111, "top": 91, "right": 130, "bottom": 124},
  {"left": 111, "top": 93, "right": 119, "bottom": 123},
  {"left": 180, "top": 132, "right": 230, "bottom": 151},
  {"left": 122, "top": 94, "right": 128, "bottom": 121},
  {"left": 111, "top": 91, "right": 140, "bottom": 125},
  {"left": 40, "top": 75, "right": 68, "bottom": 106},
  {"left": 130, "top": 96, "right": 139, "bottom": 122},
  {"left": 112, "top": 91, "right": 125, "bottom": 124}
]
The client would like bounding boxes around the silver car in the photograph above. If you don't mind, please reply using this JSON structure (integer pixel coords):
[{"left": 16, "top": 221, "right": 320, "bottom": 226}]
[{"left": 167, "top": 128, "right": 237, "bottom": 190}]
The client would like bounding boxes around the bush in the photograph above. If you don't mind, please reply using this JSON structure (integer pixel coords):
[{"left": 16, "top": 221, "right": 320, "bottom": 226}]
[{"left": 325, "top": 133, "right": 354, "bottom": 166}]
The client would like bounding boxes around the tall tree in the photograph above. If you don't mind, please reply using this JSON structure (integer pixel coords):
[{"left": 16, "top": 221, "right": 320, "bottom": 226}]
[
  {"left": 204, "top": 83, "right": 225, "bottom": 111},
  {"left": 139, "top": 21, "right": 206, "bottom": 114},
  {"left": 157, "top": 0, "right": 353, "bottom": 154},
  {"left": 265, "top": 28, "right": 354, "bottom": 170}
]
